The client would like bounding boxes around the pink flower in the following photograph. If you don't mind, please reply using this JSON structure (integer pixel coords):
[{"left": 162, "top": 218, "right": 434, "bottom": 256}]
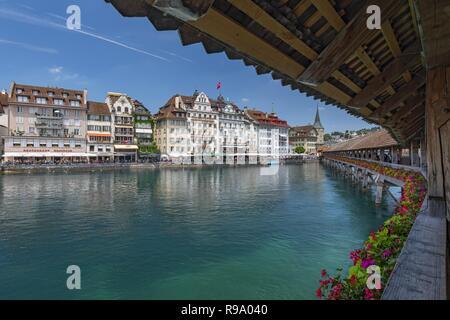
[
  {"left": 382, "top": 249, "right": 392, "bottom": 259},
  {"left": 316, "top": 288, "right": 322, "bottom": 299},
  {"left": 361, "top": 258, "right": 375, "bottom": 269},
  {"left": 364, "top": 288, "right": 374, "bottom": 300},
  {"left": 321, "top": 269, "right": 327, "bottom": 278}
]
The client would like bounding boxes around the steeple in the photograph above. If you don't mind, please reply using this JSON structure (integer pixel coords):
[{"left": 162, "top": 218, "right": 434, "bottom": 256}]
[{"left": 313, "top": 106, "right": 324, "bottom": 129}]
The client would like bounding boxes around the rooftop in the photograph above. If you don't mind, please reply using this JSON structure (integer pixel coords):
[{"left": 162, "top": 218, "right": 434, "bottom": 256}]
[{"left": 326, "top": 130, "right": 399, "bottom": 152}]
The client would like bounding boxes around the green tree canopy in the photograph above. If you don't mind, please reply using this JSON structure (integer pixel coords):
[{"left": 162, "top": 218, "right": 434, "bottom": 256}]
[{"left": 294, "top": 146, "right": 306, "bottom": 154}]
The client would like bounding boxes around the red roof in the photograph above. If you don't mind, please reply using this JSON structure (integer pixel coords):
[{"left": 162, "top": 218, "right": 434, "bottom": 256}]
[{"left": 245, "top": 109, "right": 289, "bottom": 128}]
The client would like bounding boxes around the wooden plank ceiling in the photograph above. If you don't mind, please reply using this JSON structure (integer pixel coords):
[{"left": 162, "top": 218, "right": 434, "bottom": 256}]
[{"left": 106, "top": 0, "right": 427, "bottom": 144}]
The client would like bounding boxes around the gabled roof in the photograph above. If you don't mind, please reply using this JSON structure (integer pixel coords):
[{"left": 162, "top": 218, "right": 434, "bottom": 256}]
[
  {"left": 326, "top": 130, "right": 399, "bottom": 152},
  {"left": 9, "top": 82, "right": 87, "bottom": 108},
  {"left": 155, "top": 95, "right": 187, "bottom": 120},
  {"left": 245, "top": 109, "right": 289, "bottom": 128},
  {"left": 87, "top": 101, "right": 110, "bottom": 115}
]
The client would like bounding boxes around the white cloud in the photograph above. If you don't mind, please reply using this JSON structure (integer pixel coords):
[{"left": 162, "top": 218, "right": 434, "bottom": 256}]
[
  {"left": 49, "top": 66, "right": 63, "bottom": 74},
  {"left": 241, "top": 98, "right": 250, "bottom": 103},
  {"left": 0, "top": 39, "right": 58, "bottom": 54}
]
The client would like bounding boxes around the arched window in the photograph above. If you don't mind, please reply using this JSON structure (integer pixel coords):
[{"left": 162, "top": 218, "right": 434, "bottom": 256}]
[{"left": 125, "top": 107, "right": 129, "bottom": 113}]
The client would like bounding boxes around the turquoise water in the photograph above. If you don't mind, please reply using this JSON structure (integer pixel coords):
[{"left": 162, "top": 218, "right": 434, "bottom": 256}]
[{"left": 0, "top": 163, "right": 394, "bottom": 299}]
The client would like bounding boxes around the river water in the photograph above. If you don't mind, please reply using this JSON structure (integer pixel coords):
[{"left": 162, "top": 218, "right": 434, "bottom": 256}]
[{"left": 0, "top": 163, "right": 395, "bottom": 299}]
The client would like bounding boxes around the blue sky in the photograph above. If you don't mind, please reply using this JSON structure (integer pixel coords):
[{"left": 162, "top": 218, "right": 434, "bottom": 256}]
[{"left": 0, "top": 0, "right": 374, "bottom": 132}]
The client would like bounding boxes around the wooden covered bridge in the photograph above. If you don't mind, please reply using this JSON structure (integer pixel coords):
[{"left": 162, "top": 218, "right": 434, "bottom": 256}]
[{"left": 105, "top": 0, "right": 449, "bottom": 299}]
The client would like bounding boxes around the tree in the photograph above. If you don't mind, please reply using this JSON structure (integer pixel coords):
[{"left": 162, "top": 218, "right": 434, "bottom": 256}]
[
  {"left": 324, "top": 133, "right": 332, "bottom": 141},
  {"left": 294, "top": 146, "right": 305, "bottom": 154}
]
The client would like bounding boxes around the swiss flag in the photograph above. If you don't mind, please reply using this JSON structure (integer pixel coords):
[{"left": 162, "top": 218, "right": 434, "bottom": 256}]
[{"left": 216, "top": 82, "right": 222, "bottom": 90}]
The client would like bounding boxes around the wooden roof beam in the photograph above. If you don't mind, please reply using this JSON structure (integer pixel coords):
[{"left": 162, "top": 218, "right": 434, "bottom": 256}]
[
  {"left": 298, "top": 0, "right": 405, "bottom": 85},
  {"left": 227, "top": 0, "right": 318, "bottom": 61},
  {"left": 415, "top": 0, "right": 450, "bottom": 68},
  {"left": 385, "top": 94, "right": 424, "bottom": 125},
  {"left": 348, "top": 41, "right": 421, "bottom": 109},
  {"left": 381, "top": 20, "right": 412, "bottom": 82},
  {"left": 189, "top": 4, "right": 355, "bottom": 107},
  {"left": 310, "top": 0, "right": 345, "bottom": 31},
  {"left": 369, "top": 70, "right": 426, "bottom": 118}
]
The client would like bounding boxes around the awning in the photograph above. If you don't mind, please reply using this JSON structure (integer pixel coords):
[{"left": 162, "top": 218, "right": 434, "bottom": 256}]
[
  {"left": 2, "top": 152, "right": 90, "bottom": 157},
  {"left": 88, "top": 133, "right": 112, "bottom": 137},
  {"left": 114, "top": 145, "right": 138, "bottom": 150}
]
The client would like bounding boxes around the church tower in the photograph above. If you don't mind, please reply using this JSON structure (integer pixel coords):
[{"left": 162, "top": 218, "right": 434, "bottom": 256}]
[{"left": 313, "top": 106, "right": 324, "bottom": 145}]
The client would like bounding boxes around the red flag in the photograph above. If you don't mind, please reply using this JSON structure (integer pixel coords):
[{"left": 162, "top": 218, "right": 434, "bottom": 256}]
[{"left": 216, "top": 82, "right": 222, "bottom": 90}]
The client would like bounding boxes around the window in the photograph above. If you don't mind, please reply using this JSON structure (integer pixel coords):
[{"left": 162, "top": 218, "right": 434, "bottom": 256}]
[
  {"left": 125, "top": 107, "right": 129, "bottom": 113},
  {"left": 16, "top": 116, "right": 24, "bottom": 124},
  {"left": 29, "top": 127, "right": 35, "bottom": 134},
  {"left": 16, "top": 88, "right": 23, "bottom": 94},
  {"left": 17, "top": 106, "right": 24, "bottom": 113},
  {"left": 73, "top": 129, "right": 80, "bottom": 136},
  {"left": 117, "top": 106, "right": 121, "bottom": 112},
  {"left": 54, "top": 99, "right": 64, "bottom": 105},
  {"left": 17, "top": 96, "right": 29, "bottom": 103},
  {"left": 48, "top": 91, "right": 54, "bottom": 97},
  {"left": 63, "top": 93, "right": 68, "bottom": 98},
  {"left": 76, "top": 94, "right": 82, "bottom": 100},
  {"left": 70, "top": 100, "right": 80, "bottom": 107},
  {"left": 90, "top": 145, "right": 95, "bottom": 152},
  {"left": 32, "top": 90, "right": 40, "bottom": 95},
  {"left": 36, "top": 97, "right": 47, "bottom": 104},
  {"left": 74, "top": 110, "right": 80, "bottom": 119}
]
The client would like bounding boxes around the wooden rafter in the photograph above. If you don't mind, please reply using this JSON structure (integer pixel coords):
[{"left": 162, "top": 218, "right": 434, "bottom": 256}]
[
  {"left": 369, "top": 70, "right": 426, "bottom": 118},
  {"left": 298, "top": 0, "right": 404, "bottom": 85},
  {"left": 310, "top": 0, "right": 345, "bottom": 31},
  {"left": 348, "top": 41, "right": 420, "bottom": 109},
  {"left": 385, "top": 94, "right": 424, "bottom": 125}
]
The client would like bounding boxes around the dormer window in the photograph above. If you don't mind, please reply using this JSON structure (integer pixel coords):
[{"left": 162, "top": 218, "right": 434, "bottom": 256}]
[
  {"left": 17, "top": 95, "right": 29, "bottom": 103},
  {"left": 16, "top": 88, "right": 24, "bottom": 94},
  {"left": 70, "top": 100, "right": 80, "bottom": 107},
  {"left": 54, "top": 99, "right": 64, "bottom": 105},
  {"left": 36, "top": 97, "right": 47, "bottom": 104},
  {"left": 32, "top": 90, "right": 40, "bottom": 95},
  {"left": 76, "top": 94, "right": 82, "bottom": 100},
  {"left": 63, "top": 93, "right": 68, "bottom": 98}
]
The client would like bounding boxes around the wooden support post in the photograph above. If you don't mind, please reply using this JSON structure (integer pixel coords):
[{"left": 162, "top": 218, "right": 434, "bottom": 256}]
[
  {"left": 362, "top": 169, "right": 369, "bottom": 189},
  {"left": 410, "top": 140, "right": 414, "bottom": 166},
  {"left": 425, "top": 67, "right": 450, "bottom": 219},
  {"left": 375, "top": 175, "right": 385, "bottom": 205}
]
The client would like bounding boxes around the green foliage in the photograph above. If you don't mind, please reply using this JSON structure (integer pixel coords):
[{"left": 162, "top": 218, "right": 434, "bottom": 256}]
[
  {"left": 294, "top": 146, "right": 305, "bottom": 154},
  {"left": 316, "top": 159, "right": 427, "bottom": 300}
]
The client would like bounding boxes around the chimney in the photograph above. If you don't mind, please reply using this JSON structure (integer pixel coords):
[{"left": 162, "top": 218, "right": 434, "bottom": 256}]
[{"left": 83, "top": 89, "right": 88, "bottom": 105}]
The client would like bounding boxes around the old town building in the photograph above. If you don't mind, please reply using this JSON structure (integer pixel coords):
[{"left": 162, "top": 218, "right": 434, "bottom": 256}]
[
  {"left": 106, "top": 92, "right": 138, "bottom": 162},
  {"left": 245, "top": 109, "right": 290, "bottom": 161},
  {"left": 215, "top": 96, "right": 258, "bottom": 164},
  {"left": 290, "top": 107, "right": 325, "bottom": 155},
  {"left": 2, "top": 82, "right": 88, "bottom": 162},
  {"left": 155, "top": 91, "right": 261, "bottom": 164},
  {"left": 0, "top": 91, "right": 8, "bottom": 156},
  {"left": 133, "top": 100, "right": 155, "bottom": 160},
  {"left": 87, "top": 101, "right": 113, "bottom": 162},
  {"left": 289, "top": 125, "right": 320, "bottom": 154},
  {"left": 154, "top": 95, "right": 189, "bottom": 160}
]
